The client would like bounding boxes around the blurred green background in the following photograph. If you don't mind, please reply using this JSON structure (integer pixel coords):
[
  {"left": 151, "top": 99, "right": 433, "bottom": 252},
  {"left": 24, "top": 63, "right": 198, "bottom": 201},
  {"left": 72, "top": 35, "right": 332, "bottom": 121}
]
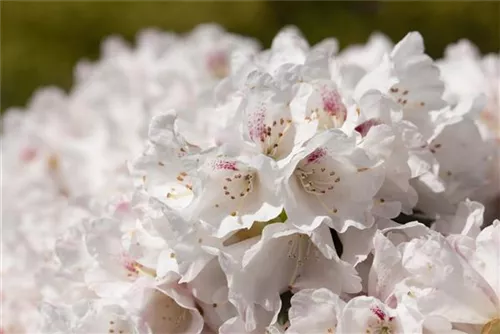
[{"left": 1, "top": 1, "right": 499, "bottom": 111}]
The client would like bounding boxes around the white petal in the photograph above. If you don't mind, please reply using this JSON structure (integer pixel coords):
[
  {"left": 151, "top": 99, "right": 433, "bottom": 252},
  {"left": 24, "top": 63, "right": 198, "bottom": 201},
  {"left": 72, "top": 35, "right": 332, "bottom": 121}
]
[{"left": 287, "top": 288, "right": 345, "bottom": 334}]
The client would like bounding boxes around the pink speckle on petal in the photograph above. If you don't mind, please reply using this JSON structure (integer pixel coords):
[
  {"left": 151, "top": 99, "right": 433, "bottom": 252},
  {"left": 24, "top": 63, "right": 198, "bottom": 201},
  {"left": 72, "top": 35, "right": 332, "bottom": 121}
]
[
  {"left": 248, "top": 105, "right": 267, "bottom": 143},
  {"left": 212, "top": 159, "right": 239, "bottom": 171},
  {"left": 206, "top": 50, "right": 229, "bottom": 78},
  {"left": 121, "top": 253, "right": 138, "bottom": 274},
  {"left": 355, "top": 118, "right": 383, "bottom": 137},
  {"left": 305, "top": 148, "right": 327, "bottom": 164},
  {"left": 207, "top": 50, "right": 227, "bottom": 68},
  {"left": 370, "top": 306, "right": 387, "bottom": 321},
  {"left": 321, "top": 87, "right": 347, "bottom": 119},
  {"left": 115, "top": 201, "right": 130, "bottom": 213},
  {"left": 20, "top": 147, "right": 37, "bottom": 162}
]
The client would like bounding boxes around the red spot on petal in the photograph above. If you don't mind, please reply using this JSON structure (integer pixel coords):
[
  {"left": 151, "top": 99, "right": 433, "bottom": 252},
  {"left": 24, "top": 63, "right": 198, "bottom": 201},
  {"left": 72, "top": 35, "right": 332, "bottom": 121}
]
[
  {"left": 355, "top": 118, "right": 382, "bottom": 137},
  {"left": 305, "top": 148, "right": 327, "bottom": 164},
  {"left": 321, "top": 87, "right": 346, "bottom": 120},
  {"left": 371, "top": 306, "right": 386, "bottom": 321}
]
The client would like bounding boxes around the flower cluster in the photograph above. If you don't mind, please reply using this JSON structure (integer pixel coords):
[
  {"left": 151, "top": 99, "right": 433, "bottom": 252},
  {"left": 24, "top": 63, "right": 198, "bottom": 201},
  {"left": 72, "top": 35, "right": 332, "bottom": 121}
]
[{"left": 1, "top": 24, "right": 498, "bottom": 334}]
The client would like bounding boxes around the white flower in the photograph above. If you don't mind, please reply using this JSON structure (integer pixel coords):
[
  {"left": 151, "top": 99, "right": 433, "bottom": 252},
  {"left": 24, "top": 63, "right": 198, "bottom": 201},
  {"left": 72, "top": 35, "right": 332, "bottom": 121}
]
[
  {"left": 397, "top": 222, "right": 500, "bottom": 331},
  {"left": 368, "top": 231, "right": 410, "bottom": 304},
  {"left": 147, "top": 199, "right": 222, "bottom": 283},
  {"left": 40, "top": 301, "right": 140, "bottom": 334},
  {"left": 283, "top": 128, "right": 386, "bottom": 232},
  {"left": 337, "top": 295, "right": 421, "bottom": 334},
  {"left": 413, "top": 114, "right": 490, "bottom": 218},
  {"left": 219, "top": 305, "right": 276, "bottom": 334},
  {"left": 432, "top": 199, "right": 484, "bottom": 237},
  {"left": 83, "top": 217, "right": 159, "bottom": 298},
  {"left": 438, "top": 39, "right": 500, "bottom": 222},
  {"left": 338, "top": 32, "right": 393, "bottom": 74},
  {"left": 134, "top": 283, "right": 204, "bottom": 334},
  {"left": 352, "top": 93, "right": 421, "bottom": 218},
  {"left": 39, "top": 221, "right": 96, "bottom": 305},
  {"left": 285, "top": 288, "right": 425, "bottom": 334},
  {"left": 133, "top": 112, "right": 198, "bottom": 211},
  {"left": 439, "top": 39, "right": 499, "bottom": 141},
  {"left": 238, "top": 72, "right": 317, "bottom": 162},
  {"left": 355, "top": 31, "right": 446, "bottom": 138},
  {"left": 6, "top": 23, "right": 500, "bottom": 334},
  {"left": 76, "top": 302, "right": 140, "bottom": 334},
  {"left": 287, "top": 288, "right": 345, "bottom": 334},
  {"left": 188, "top": 149, "right": 283, "bottom": 237},
  {"left": 219, "top": 222, "right": 361, "bottom": 332}
]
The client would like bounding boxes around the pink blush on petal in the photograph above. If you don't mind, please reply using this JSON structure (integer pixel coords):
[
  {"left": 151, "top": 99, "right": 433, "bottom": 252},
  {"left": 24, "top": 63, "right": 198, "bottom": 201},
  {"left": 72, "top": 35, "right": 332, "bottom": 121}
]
[{"left": 20, "top": 147, "right": 37, "bottom": 162}]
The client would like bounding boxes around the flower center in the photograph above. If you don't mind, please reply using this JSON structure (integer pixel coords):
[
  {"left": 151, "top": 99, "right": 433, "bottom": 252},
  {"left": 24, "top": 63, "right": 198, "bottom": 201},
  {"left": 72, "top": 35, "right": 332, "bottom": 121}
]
[
  {"left": 121, "top": 253, "right": 156, "bottom": 279},
  {"left": 295, "top": 148, "right": 338, "bottom": 196},
  {"left": 207, "top": 158, "right": 257, "bottom": 218},
  {"left": 165, "top": 171, "right": 194, "bottom": 202},
  {"left": 247, "top": 105, "right": 294, "bottom": 159},
  {"left": 366, "top": 306, "right": 396, "bottom": 334}
]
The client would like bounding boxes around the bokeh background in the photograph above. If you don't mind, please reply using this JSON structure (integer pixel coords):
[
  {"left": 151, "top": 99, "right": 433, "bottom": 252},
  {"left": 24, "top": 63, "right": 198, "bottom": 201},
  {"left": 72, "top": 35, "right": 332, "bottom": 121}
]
[{"left": 1, "top": 1, "right": 499, "bottom": 112}]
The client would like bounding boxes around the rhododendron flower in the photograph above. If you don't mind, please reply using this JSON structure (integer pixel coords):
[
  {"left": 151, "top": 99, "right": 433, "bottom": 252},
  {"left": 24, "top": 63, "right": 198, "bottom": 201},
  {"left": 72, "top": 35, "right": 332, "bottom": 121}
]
[
  {"left": 283, "top": 128, "right": 386, "bottom": 232},
  {"left": 3, "top": 23, "right": 499, "bottom": 334}
]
